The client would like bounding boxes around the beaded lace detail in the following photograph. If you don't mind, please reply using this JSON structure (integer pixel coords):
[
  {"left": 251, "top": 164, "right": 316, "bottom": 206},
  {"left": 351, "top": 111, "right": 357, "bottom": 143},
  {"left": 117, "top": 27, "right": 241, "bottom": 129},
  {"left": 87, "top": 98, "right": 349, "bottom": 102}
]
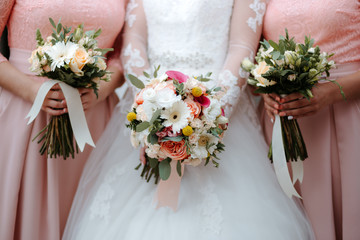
[{"left": 89, "top": 165, "right": 126, "bottom": 222}]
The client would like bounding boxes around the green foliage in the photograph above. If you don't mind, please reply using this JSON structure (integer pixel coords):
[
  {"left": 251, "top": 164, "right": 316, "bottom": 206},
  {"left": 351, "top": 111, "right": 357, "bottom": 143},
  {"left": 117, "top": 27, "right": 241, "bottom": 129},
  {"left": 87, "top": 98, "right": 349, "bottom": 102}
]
[{"left": 127, "top": 74, "right": 145, "bottom": 89}]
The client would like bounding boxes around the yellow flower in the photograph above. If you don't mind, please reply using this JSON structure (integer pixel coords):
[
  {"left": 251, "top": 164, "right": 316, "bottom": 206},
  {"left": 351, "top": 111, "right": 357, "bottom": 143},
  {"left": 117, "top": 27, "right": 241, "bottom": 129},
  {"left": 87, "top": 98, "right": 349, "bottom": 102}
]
[
  {"left": 182, "top": 126, "right": 194, "bottom": 136},
  {"left": 127, "top": 112, "right": 137, "bottom": 122},
  {"left": 192, "top": 87, "right": 203, "bottom": 97}
]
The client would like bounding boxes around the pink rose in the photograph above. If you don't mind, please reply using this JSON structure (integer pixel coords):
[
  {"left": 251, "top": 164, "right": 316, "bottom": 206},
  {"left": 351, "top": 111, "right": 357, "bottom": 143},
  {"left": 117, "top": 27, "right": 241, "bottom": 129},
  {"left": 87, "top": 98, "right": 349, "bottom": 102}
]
[
  {"left": 156, "top": 126, "right": 180, "bottom": 138},
  {"left": 166, "top": 70, "right": 189, "bottom": 83}
]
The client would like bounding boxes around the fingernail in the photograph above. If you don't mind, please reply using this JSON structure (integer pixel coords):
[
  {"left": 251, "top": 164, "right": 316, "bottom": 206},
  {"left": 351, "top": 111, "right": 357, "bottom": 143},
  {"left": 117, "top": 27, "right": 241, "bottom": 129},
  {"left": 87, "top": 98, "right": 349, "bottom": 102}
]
[
  {"left": 276, "top": 97, "right": 280, "bottom": 101},
  {"left": 288, "top": 116, "right": 294, "bottom": 120},
  {"left": 270, "top": 118, "right": 274, "bottom": 123}
]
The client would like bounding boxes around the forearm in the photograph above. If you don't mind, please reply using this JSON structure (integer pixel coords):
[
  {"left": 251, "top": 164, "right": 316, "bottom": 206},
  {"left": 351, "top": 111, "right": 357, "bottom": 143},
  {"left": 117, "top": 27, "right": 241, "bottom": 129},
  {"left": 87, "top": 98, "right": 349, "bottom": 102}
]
[
  {"left": 332, "top": 70, "right": 360, "bottom": 103},
  {"left": 97, "top": 65, "right": 124, "bottom": 102},
  {"left": 0, "top": 61, "right": 38, "bottom": 103}
]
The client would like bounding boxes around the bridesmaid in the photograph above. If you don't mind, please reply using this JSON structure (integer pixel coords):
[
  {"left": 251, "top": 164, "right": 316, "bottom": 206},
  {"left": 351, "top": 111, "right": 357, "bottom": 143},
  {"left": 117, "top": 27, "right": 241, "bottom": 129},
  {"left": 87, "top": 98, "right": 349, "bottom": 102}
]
[
  {"left": 0, "top": 0, "right": 125, "bottom": 239},
  {"left": 260, "top": 0, "right": 360, "bottom": 239}
]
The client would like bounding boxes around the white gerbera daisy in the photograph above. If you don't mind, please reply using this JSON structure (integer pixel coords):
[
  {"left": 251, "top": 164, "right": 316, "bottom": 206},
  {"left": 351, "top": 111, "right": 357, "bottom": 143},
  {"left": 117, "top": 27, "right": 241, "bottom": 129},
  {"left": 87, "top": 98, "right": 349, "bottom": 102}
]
[
  {"left": 192, "top": 132, "right": 219, "bottom": 159},
  {"left": 46, "top": 41, "right": 78, "bottom": 71},
  {"left": 161, "top": 101, "right": 191, "bottom": 133}
]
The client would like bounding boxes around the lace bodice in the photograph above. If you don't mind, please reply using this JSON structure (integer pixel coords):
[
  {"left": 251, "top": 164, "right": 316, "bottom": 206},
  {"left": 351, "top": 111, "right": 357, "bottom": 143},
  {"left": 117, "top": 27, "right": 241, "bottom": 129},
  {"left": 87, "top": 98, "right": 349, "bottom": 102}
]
[
  {"left": 264, "top": 0, "right": 360, "bottom": 64},
  {"left": 122, "top": 0, "right": 265, "bottom": 117},
  {"left": 0, "top": 0, "right": 125, "bottom": 64}
]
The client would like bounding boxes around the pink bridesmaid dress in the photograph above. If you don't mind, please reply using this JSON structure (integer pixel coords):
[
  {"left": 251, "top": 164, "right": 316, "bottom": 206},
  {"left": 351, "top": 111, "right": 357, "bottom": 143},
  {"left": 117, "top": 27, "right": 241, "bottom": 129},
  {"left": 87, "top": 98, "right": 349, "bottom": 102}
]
[
  {"left": 0, "top": 0, "right": 125, "bottom": 239},
  {"left": 261, "top": 0, "right": 360, "bottom": 240}
]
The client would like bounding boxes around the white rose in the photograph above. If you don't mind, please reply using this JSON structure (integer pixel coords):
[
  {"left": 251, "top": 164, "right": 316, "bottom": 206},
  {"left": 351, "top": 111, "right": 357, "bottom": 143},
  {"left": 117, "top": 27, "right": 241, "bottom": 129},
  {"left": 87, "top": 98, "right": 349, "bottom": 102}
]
[
  {"left": 155, "top": 88, "right": 181, "bottom": 108},
  {"left": 142, "top": 88, "right": 157, "bottom": 103},
  {"left": 216, "top": 115, "right": 228, "bottom": 125},
  {"left": 203, "top": 99, "right": 222, "bottom": 122}
]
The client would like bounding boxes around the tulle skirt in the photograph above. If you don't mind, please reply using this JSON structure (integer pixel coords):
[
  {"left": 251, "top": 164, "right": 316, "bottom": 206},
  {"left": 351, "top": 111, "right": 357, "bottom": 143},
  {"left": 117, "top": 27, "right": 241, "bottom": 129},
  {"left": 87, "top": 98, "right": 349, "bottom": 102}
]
[{"left": 63, "top": 88, "right": 314, "bottom": 240}]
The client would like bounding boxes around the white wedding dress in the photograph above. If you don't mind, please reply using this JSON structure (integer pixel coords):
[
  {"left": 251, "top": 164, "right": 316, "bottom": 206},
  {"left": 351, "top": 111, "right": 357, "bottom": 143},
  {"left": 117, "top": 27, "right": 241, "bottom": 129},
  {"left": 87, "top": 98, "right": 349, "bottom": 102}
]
[{"left": 63, "top": 0, "right": 314, "bottom": 239}]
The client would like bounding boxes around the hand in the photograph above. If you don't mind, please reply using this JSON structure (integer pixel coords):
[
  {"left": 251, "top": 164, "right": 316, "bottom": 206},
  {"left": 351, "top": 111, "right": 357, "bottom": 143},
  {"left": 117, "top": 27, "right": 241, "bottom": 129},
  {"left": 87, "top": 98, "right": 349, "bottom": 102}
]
[
  {"left": 273, "top": 82, "right": 337, "bottom": 119},
  {"left": 78, "top": 88, "right": 101, "bottom": 111},
  {"left": 262, "top": 93, "right": 281, "bottom": 122},
  {"left": 41, "top": 83, "right": 68, "bottom": 116}
]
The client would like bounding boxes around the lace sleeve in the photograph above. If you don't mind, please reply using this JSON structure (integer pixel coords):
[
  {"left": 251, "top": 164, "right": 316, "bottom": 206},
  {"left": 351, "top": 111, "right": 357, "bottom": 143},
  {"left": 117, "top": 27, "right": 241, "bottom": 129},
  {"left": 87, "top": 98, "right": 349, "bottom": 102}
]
[
  {"left": 0, "top": 0, "right": 15, "bottom": 63},
  {"left": 121, "top": 0, "right": 150, "bottom": 94},
  {"left": 218, "top": 0, "right": 266, "bottom": 117}
]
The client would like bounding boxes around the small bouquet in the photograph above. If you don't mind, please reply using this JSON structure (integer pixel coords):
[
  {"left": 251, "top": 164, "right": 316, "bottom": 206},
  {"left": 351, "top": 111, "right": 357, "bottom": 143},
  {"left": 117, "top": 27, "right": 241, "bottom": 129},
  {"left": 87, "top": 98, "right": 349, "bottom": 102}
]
[
  {"left": 27, "top": 18, "right": 113, "bottom": 159},
  {"left": 126, "top": 67, "right": 228, "bottom": 184},
  {"left": 241, "top": 30, "right": 343, "bottom": 197}
]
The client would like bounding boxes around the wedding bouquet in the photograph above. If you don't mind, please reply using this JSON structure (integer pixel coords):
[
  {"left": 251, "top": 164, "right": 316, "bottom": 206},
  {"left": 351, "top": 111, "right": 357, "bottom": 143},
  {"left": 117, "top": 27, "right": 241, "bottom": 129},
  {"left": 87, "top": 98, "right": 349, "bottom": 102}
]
[
  {"left": 241, "top": 30, "right": 343, "bottom": 164},
  {"left": 28, "top": 18, "right": 113, "bottom": 159},
  {"left": 126, "top": 67, "right": 228, "bottom": 184}
]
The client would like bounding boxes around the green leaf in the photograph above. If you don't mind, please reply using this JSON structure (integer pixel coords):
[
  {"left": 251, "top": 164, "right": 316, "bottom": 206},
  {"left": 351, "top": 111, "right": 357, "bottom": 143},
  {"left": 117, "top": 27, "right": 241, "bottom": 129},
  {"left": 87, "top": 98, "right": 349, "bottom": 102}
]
[
  {"left": 57, "top": 23, "right": 62, "bottom": 34},
  {"left": 159, "top": 158, "right": 171, "bottom": 180},
  {"left": 271, "top": 51, "right": 280, "bottom": 60},
  {"left": 268, "top": 40, "right": 279, "bottom": 51},
  {"left": 212, "top": 87, "right": 222, "bottom": 92},
  {"left": 148, "top": 157, "right": 159, "bottom": 168},
  {"left": 143, "top": 71, "right": 151, "bottom": 78},
  {"left": 147, "top": 132, "right": 159, "bottom": 145},
  {"left": 150, "top": 109, "right": 162, "bottom": 125},
  {"left": 127, "top": 74, "right": 145, "bottom": 89},
  {"left": 49, "top": 18, "right": 56, "bottom": 28},
  {"left": 136, "top": 121, "right": 150, "bottom": 132},
  {"left": 161, "top": 136, "right": 184, "bottom": 142},
  {"left": 176, "top": 160, "right": 182, "bottom": 177}
]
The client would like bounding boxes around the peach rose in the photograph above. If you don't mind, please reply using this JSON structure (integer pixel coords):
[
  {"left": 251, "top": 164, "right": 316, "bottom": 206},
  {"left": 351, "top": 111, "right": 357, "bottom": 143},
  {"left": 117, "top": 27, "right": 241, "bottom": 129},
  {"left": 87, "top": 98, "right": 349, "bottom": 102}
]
[
  {"left": 160, "top": 139, "right": 189, "bottom": 161},
  {"left": 185, "top": 98, "right": 201, "bottom": 118},
  {"left": 70, "top": 47, "right": 89, "bottom": 76},
  {"left": 251, "top": 61, "right": 276, "bottom": 87}
]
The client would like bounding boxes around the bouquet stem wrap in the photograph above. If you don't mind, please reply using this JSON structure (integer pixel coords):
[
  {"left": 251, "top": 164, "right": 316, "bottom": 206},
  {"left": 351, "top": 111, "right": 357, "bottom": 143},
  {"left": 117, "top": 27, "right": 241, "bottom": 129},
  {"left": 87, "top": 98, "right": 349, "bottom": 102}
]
[
  {"left": 154, "top": 161, "right": 184, "bottom": 211},
  {"left": 272, "top": 115, "right": 304, "bottom": 198},
  {"left": 26, "top": 79, "right": 95, "bottom": 153}
]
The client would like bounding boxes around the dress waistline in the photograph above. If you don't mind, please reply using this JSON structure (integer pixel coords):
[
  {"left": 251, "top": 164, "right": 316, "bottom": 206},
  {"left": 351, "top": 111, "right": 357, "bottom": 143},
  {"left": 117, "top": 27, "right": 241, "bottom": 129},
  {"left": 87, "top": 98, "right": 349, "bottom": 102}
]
[
  {"left": 328, "top": 62, "right": 360, "bottom": 80},
  {"left": 9, "top": 48, "right": 35, "bottom": 76}
]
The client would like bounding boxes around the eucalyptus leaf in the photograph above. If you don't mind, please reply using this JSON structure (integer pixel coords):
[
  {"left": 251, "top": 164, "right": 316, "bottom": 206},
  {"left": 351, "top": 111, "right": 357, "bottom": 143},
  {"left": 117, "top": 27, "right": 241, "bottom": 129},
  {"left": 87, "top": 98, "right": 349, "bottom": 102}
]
[
  {"left": 150, "top": 109, "right": 162, "bottom": 125},
  {"left": 147, "top": 132, "right": 159, "bottom": 145},
  {"left": 176, "top": 160, "right": 182, "bottom": 177},
  {"left": 159, "top": 159, "right": 171, "bottom": 180},
  {"left": 127, "top": 74, "right": 145, "bottom": 89},
  {"left": 149, "top": 157, "right": 159, "bottom": 168},
  {"left": 136, "top": 121, "right": 150, "bottom": 132},
  {"left": 161, "top": 136, "right": 184, "bottom": 142}
]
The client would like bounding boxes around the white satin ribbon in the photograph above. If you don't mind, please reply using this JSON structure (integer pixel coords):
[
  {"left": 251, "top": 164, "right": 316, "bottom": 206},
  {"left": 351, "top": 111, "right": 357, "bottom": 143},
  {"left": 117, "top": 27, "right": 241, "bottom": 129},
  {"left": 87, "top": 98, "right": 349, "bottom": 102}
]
[
  {"left": 272, "top": 115, "right": 302, "bottom": 198},
  {"left": 26, "top": 80, "right": 95, "bottom": 152}
]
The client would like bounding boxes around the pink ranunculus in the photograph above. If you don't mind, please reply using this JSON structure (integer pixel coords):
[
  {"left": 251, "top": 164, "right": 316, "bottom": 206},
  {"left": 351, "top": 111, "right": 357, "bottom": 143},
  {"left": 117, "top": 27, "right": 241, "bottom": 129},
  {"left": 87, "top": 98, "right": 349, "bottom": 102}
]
[
  {"left": 166, "top": 70, "right": 189, "bottom": 83},
  {"left": 160, "top": 140, "right": 189, "bottom": 161},
  {"left": 156, "top": 126, "right": 180, "bottom": 138},
  {"left": 194, "top": 95, "right": 211, "bottom": 108}
]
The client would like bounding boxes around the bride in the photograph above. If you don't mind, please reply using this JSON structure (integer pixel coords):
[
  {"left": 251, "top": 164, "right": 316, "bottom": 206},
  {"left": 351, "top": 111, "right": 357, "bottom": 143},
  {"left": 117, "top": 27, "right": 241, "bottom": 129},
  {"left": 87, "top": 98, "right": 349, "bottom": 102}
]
[{"left": 63, "top": 0, "right": 314, "bottom": 239}]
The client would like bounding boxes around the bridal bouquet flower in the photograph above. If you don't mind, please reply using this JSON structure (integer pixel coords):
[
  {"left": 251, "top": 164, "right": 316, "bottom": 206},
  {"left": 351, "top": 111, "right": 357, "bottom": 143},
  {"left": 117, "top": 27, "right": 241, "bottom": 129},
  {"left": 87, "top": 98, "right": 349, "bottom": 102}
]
[
  {"left": 241, "top": 30, "right": 344, "bottom": 197},
  {"left": 27, "top": 18, "right": 113, "bottom": 159},
  {"left": 126, "top": 67, "right": 228, "bottom": 184}
]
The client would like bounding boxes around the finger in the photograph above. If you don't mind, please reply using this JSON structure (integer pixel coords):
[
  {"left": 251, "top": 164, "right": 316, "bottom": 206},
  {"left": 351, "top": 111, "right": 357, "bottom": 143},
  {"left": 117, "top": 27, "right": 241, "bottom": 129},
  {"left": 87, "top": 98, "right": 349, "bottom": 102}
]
[
  {"left": 292, "top": 111, "right": 316, "bottom": 119},
  {"left": 266, "top": 109, "right": 275, "bottom": 122},
  {"left": 280, "top": 92, "right": 304, "bottom": 103},
  {"left": 43, "top": 99, "right": 67, "bottom": 109},
  {"left": 263, "top": 94, "right": 281, "bottom": 111},
  {"left": 279, "top": 105, "right": 316, "bottom": 118},
  {"left": 264, "top": 99, "right": 279, "bottom": 115},
  {"left": 78, "top": 88, "right": 92, "bottom": 95},
  {"left": 42, "top": 107, "right": 66, "bottom": 116},
  {"left": 51, "top": 83, "right": 61, "bottom": 90},
  {"left": 47, "top": 90, "right": 65, "bottom": 100},
  {"left": 279, "top": 97, "right": 312, "bottom": 111},
  {"left": 268, "top": 93, "right": 281, "bottom": 102}
]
